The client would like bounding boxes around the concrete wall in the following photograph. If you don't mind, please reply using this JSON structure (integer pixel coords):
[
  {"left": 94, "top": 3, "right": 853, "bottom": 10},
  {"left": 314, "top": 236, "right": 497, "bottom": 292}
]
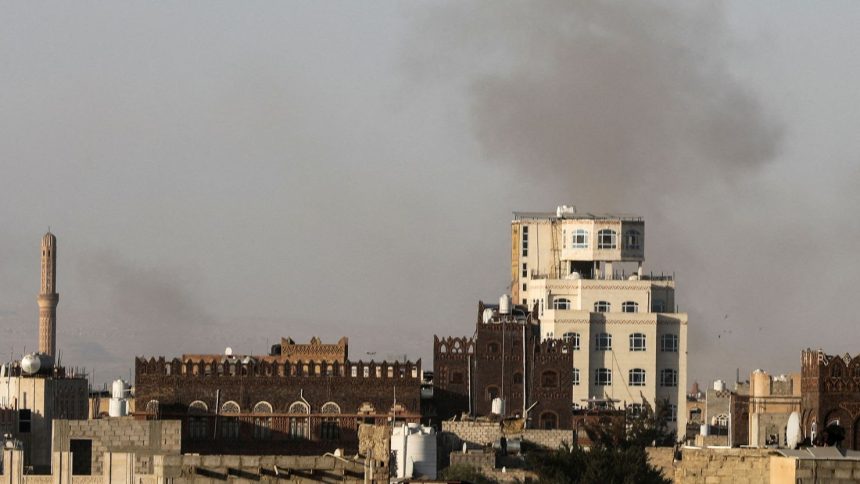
[
  {"left": 770, "top": 456, "right": 860, "bottom": 483},
  {"left": 52, "top": 419, "right": 181, "bottom": 475}
]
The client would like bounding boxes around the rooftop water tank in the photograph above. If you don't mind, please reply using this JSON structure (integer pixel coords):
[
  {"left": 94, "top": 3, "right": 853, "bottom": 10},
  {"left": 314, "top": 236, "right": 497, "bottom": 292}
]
[
  {"left": 21, "top": 353, "right": 50, "bottom": 375},
  {"left": 111, "top": 379, "right": 129, "bottom": 399},
  {"left": 108, "top": 399, "right": 127, "bottom": 418},
  {"left": 713, "top": 380, "right": 726, "bottom": 392},
  {"left": 491, "top": 397, "right": 505, "bottom": 416},
  {"left": 499, "top": 295, "right": 511, "bottom": 315},
  {"left": 391, "top": 424, "right": 437, "bottom": 479}
]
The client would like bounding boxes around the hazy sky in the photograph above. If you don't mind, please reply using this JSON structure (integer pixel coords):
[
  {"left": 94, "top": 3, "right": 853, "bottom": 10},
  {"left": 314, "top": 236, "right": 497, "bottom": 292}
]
[{"left": 1, "top": 1, "right": 858, "bottom": 387}]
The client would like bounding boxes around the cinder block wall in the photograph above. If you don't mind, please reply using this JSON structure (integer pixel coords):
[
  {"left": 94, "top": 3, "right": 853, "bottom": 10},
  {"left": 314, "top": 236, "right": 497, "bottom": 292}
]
[
  {"left": 53, "top": 419, "right": 181, "bottom": 475},
  {"left": 441, "top": 421, "right": 573, "bottom": 450}
]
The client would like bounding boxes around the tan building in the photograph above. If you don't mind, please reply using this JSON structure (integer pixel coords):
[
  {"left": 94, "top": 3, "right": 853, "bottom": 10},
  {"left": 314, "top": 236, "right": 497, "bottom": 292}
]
[
  {"left": 511, "top": 206, "right": 688, "bottom": 436},
  {"left": 0, "top": 369, "right": 88, "bottom": 471},
  {"left": 748, "top": 370, "right": 801, "bottom": 447}
]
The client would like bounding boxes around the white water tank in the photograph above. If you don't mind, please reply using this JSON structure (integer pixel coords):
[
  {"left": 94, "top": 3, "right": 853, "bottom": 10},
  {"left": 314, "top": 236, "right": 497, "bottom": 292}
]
[
  {"left": 713, "top": 380, "right": 726, "bottom": 392},
  {"left": 491, "top": 397, "right": 505, "bottom": 416},
  {"left": 407, "top": 426, "right": 437, "bottom": 479},
  {"left": 111, "top": 379, "right": 129, "bottom": 399},
  {"left": 21, "top": 353, "right": 49, "bottom": 375},
  {"left": 391, "top": 424, "right": 437, "bottom": 479},
  {"left": 108, "top": 399, "right": 127, "bottom": 417},
  {"left": 499, "top": 295, "right": 511, "bottom": 315}
]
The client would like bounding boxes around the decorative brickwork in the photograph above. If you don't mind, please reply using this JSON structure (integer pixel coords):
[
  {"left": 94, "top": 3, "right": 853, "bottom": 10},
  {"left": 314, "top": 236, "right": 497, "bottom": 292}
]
[
  {"left": 801, "top": 348, "right": 860, "bottom": 449},
  {"left": 433, "top": 302, "right": 573, "bottom": 429}
]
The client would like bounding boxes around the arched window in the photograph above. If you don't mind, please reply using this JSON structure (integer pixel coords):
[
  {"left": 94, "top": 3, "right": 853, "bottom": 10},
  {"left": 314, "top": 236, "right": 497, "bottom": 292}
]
[
  {"left": 661, "top": 334, "right": 679, "bottom": 352},
  {"left": 562, "top": 332, "right": 580, "bottom": 350},
  {"left": 252, "top": 402, "right": 272, "bottom": 440},
  {"left": 622, "top": 301, "right": 639, "bottom": 313},
  {"left": 219, "top": 401, "right": 240, "bottom": 439},
  {"left": 595, "top": 333, "right": 612, "bottom": 351},
  {"left": 321, "top": 402, "right": 341, "bottom": 414},
  {"left": 831, "top": 365, "right": 844, "bottom": 378},
  {"left": 572, "top": 368, "right": 580, "bottom": 386},
  {"left": 487, "top": 342, "right": 500, "bottom": 354},
  {"left": 145, "top": 400, "right": 160, "bottom": 415},
  {"left": 572, "top": 229, "right": 589, "bottom": 249},
  {"left": 541, "top": 370, "right": 559, "bottom": 388},
  {"left": 660, "top": 369, "right": 678, "bottom": 387},
  {"left": 540, "top": 412, "right": 558, "bottom": 429},
  {"left": 220, "top": 401, "right": 240, "bottom": 414},
  {"left": 252, "top": 401, "right": 273, "bottom": 414},
  {"left": 288, "top": 401, "right": 309, "bottom": 440},
  {"left": 597, "top": 229, "right": 617, "bottom": 249},
  {"left": 624, "top": 230, "right": 641, "bottom": 250},
  {"left": 714, "top": 414, "right": 728, "bottom": 428},
  {"left": 629, "top": 368, "right": 646, "bottom": 386},
  {"left": 188, "top": 401, "right": 208, "bottom": 414},
  {"left": 288, "top": 401, "right": 310, "bottom": 414},
  {"left": 629, "top": 333, "right": 646, "bottom": 351},
  {"left": 594, "top": 301, "right": 611, "bottom": 313},
  {"left": 553, "top": 298, "right": 571, "bottom": 310},
  {"left": 357, "top": 402, "right": 375, "bottom": 415},
  {"left": 486, "top": 385, "right": 500, "bottom": 401}
]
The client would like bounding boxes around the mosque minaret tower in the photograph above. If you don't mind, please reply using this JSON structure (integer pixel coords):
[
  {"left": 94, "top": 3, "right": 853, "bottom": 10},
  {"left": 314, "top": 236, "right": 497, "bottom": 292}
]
[{"left": 37, "top": 231, "right": 59, "bottom": 357}]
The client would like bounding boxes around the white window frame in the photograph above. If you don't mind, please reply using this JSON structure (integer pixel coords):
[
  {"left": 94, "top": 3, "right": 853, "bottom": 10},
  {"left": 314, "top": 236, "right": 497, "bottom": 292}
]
[
  {"left": 572, "top": 368, "right": 580, "bottom": 386},
  {"left": 595, "top": 368, "right": 612, "bottom": 386},
  {"left": 629, "top": 368, "right": 646, "bottom": 386},
  {"left": 660, "top": 368, "right": 678, "bottom": 387},
  {"left": 622, "top": 301, "right": 639, "bottom": 313},
  {"left": 572, "top": 229, "right": 589, "bottom": 249},
  {"left": 624, "top": 229, "right": 642, "bottom": 250},
  {"left": 562, "top": 332, "right": 580, "bottom": 350},
  {"left": 594, "top": 301, "right": 611, "bottom": 313},
  {"left": 661, "top": 334, "right": 679, "bottom": 352},
  {"left": 595, "top": 333, "right": 612, "bottom": 351},
  {"left": 629, "top": 333, "right": 646, "bottom": 352},
  {"left": 597, "top": 229, "right": 617, "bottom": 249},
  {"left": 552, "top": 298, "right": 571, "bottom": 310}
]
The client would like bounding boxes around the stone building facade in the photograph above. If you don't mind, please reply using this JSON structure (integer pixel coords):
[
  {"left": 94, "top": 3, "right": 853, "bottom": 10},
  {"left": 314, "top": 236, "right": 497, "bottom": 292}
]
[
  {"left": 135, "top": 337, "right": 421, "bottom": 455},
  {"left": 801, "top": 349, "right": 860, "bottom": 449},
  {"left": 433, "top": 301, "right": 574, "bottom": 429}
]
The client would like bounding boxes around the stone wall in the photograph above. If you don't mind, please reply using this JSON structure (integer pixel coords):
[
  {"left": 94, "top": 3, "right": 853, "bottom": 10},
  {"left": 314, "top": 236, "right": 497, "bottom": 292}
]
[
  {"left": 647, "top": 447, "right": 774, "bottom": 484},
  {"left": 771, "top": 456, "right": 860, "bottom": 483},
  {"left": 155, "top": 453, "right": 382, "bottom": 483},
  {"left": 52, "top": 419, "right": 181, "bottom": 475},
  {"left": 441, "top": 421, "right": 574, "bottom": 451}
]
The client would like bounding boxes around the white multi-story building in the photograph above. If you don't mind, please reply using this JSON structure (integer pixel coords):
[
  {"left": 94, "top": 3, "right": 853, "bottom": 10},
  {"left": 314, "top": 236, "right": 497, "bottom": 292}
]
[{"left": 511, "top": 206, "right": 687, "bottom": 436}]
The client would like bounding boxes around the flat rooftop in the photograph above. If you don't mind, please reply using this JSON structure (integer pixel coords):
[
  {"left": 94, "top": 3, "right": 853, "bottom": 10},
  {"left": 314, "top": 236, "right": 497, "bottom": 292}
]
[{"left": 513, "top": 211, "right": 643, "bottom": 222}]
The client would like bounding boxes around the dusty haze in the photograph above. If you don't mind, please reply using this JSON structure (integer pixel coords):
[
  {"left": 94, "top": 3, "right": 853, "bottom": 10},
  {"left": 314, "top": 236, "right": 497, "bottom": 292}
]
[{"left": 1, "top": 1, "right": 859, "bottom": 387}]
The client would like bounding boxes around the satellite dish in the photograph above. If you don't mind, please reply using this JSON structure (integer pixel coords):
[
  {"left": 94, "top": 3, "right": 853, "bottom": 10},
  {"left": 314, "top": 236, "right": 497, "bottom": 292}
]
[
  {"left": 225, "top": 347, "right": 233, "bottom": 356},
  {"left": 787, "top": 411, "right": 801, "bottom": 448}
]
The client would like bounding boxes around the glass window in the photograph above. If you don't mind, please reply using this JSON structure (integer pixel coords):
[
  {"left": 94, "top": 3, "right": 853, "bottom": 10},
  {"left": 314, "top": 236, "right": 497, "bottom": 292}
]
[
  {"left": 653, "top": 301, "right": 666, "bottom": 312},
  {"left": 628, "top": 403, "right": 645, "bottom": 417},
  {"left": 521, "top": 226, "right": 529, "bottom": 256},
  {"left": 622, "top": 301, "right": 639, "bottom": 313},
  {"left": 221, "top": 401, "right": 240, "bottom": 414},
  {"left": 221, "top": 418, "right": 239, "bottom": 440},
  {"left": 572, "top": 368, "right": 580, "bottom": 386},
  {"left": 321, "top": 419, "right": 340, "bottom": 440},
  {"left": 553, "top": 298, "right": 571, "bottom": 310},
  {"left": 661, "top": 334, "right": 679, "bottom": 352},
  {"left": 660, "top": 369, "right": 678, "bottom": 387},
  {"left": 629, "top": 368, "right": 646, "bottom": 386},
  {"left": 540, "top": 412, "right": 558, "bottom": 429},
  {"left": 595, "top": 333, "right": 612, "bottom": 351},
  {"left": 189, "top": 417, "right": 208, "bottom": 440},
  {"left": 595, "top": 368, "right": 612, "bottom": 386},
  {"left": 572, "top": 229, "right": 589, "bottom": 249},
  {"left": 624, "top": 230, "right": 642, "bottom": 250},
  {"left": 486, "top": 385, "right": 500, "bottom": 401},
  {"left": 562, "top": 332, "right": 580, "bottom": 350},
  {"left": 629, "top": 333, "right": 646, "bottom": 351},
  {"left": 522, "top": 263, "right": 527, "bottom": 278},
  {"left": 597, "top": 229, "right": 617, "bottom": 249},
  {"left": 594, "top": 301, "right": 611, "bottom": 313},
  {"left": 288, "top": 418, "right": 307, "bottom": 440},
  {"left": 669, "top": 404, "right": 678, "bottom": 422}
]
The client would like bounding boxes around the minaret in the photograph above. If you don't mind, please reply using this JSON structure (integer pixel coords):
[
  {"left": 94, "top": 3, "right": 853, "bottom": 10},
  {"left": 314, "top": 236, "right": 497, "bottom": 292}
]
[{"left": 37, "top": 231, "right": 59, "bottom": 358}]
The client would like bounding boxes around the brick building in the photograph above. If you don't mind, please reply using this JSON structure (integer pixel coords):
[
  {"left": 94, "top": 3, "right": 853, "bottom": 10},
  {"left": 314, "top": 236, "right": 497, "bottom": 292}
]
[
  {"left": 801, "top": 349, "right": 860, "bottom": 449},
  {"left": 135, "top": 337, "right": 421, "bottom": 455},
  {"left": 433, "top": 301, "right": 574, "bottom": 429}
]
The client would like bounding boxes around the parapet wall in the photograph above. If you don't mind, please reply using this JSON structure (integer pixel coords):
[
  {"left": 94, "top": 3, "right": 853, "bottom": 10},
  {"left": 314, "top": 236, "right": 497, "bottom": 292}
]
[{"left": 440, "top": 421, "right": 573, "bottom": 450}]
